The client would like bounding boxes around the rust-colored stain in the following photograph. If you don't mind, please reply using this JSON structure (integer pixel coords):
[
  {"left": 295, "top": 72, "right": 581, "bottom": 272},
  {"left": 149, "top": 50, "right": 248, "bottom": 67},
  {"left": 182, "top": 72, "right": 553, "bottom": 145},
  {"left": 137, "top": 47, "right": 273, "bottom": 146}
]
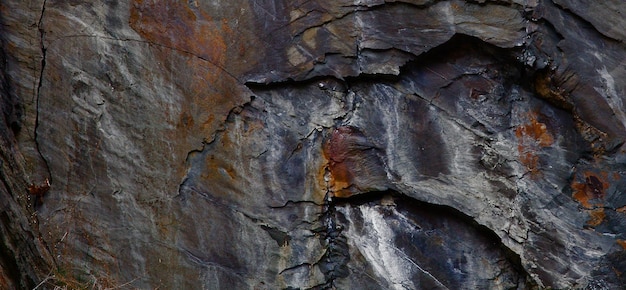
[
  {"left": 129, "top": 0, "right": 236, "bottom": 118},
  {"left": 515, "top": 113, "right": 554, "bottom": 147},
  {"left": 518, "top": 150, "right": 539, "bottom": 174},
  {"left": 534, "top": 70, "right": 573, "bottom": 111},
  {"left": 322, "top": 126, "right": 361, "bottom": 198},
  {"left": 571, "top": 171, "right": 609, "bottom": 208},
  {"left": 515, "top": 112, "right": 554, "bottom": 175},
  {"left": 617, "top": 239, "right": 626, "bottom": 250},
  {"left": 202, "top": 133, "right": 238, "bottom": 182},
  {"left": 571, "top": 170, "right": 614, "bottom": 229},
  {"left": 617, "top": 206, "right": 626, "bottom": 214},
  {"left": 199, "top": 116, "right": 265, "bottom": 185},
  {"left": 28, "top": 178, "right": 50, "bottom": 197},
  {"left": 586, "top": 208, "right": 606, "bottom": 227},
  {"left": 573, "top": 115, "right": 610, "bottom": 156},
  {"left": 204, "top": 154, "right": 237, "bottom": 180},
  {"left": 129, "top": 0, "right": 227, "bottom": 65},
  {"left": 130, "top": 0, "right": 245, "bottom": 147}
]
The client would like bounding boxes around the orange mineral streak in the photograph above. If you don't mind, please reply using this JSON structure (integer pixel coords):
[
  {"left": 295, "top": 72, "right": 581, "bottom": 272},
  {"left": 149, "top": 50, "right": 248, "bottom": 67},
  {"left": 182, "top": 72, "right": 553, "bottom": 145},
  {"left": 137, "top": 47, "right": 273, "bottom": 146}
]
[
  {"left": 515, "top": 112, "right": 554, "bottom": 147},
  {"left": 129, "top": 0, "right": 227, "bottom": 66},
  {"left": 203, "top": 133, "right": 238, "bottom": 182},
  {"left": 515, "top": 112, "right": 554, "bottom": 175},
  {"left": 28, "top": 178, "right": 50, "bottom": 197},
  {"left": 201, "top": 118, "right": 265, "bottom": 186},
  {"left": 586, "top": 208, "right": 606, "bottom": 227},
  {"left": 322, "top": 127, "right": 359, "bottom": 198},
  {"left": 130, "top": 0, "right": 248, "bottom": 165},
  {"left": 571, "top": 171, "right": 609, "bottom": 208},
  {"left": 617, "top": 239, "right": 626, "bottom": 250},
  {"left": 183, "top": 55, "right": 241, "bottom": 133},
  {"left": 517, "top": 149, "right": 539, "bottom": 174}
]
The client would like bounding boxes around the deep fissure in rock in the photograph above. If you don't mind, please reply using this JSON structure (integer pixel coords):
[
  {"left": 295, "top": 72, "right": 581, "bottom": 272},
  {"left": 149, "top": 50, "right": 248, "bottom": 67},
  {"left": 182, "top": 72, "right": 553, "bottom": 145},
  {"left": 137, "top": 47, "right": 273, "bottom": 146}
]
[{"left": 311, "top": 190, "right": 351, "bottom": 289}]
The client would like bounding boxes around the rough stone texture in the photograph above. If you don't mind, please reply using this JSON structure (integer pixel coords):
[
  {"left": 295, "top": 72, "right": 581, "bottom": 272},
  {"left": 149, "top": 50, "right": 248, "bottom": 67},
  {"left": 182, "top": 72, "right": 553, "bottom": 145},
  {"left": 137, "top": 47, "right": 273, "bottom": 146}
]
[
  {"left": 1, "top": 0, "right": 625, "bottom": 289},
  {"left": 0, "top": 24, "right": 54, "bottom": 289}
]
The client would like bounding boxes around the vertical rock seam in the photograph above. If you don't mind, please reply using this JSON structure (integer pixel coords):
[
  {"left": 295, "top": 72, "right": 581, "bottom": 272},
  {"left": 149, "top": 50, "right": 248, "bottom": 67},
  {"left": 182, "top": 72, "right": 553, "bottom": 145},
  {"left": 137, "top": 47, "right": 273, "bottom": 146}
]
[{"left": 34, "top": 0, "right": 52, "bottom": 183}]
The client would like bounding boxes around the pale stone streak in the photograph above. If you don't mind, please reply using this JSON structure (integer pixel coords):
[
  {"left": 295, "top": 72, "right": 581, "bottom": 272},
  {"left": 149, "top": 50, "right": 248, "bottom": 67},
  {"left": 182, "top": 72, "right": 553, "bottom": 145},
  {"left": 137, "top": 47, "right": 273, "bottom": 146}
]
[
  {"left": 340, "top": 205, "right": 449, "bottom": 289},
  {"left": 47, "top": 34, "right": 241, "bottom": 82},
  {"left": 389, "top": 243, "right": 449, "bottom": 289},
  {"left": 595, "top": 66, "right": 626, "bottom": 130}
]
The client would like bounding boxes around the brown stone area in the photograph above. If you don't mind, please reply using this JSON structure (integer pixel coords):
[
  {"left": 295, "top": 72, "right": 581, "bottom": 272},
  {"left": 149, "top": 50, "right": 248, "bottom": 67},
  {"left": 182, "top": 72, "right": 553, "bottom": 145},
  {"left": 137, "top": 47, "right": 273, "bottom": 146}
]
[
  {"left": 586, "top": 208, "right": 606, "bottom": 227},
  {"left": 515, "top": 111, "right": 554, "bottom": 175},
  {"left": 534, "top": 69, "right": 574, "bottom": 111},
  {"left": 27, "top": 178, "right": 50, "bottom": 198},
  {"left": 323, "top": 126, "right": 363, "bottom": 198},
  {"left": 130, "top": 0, "right": 248, "bottom": 149},
  {"left": 571, "top": 171, "right": 609, "bottom": 209},
  {"left": 129, "top": 0, "right": 227, "bottom": 65}
]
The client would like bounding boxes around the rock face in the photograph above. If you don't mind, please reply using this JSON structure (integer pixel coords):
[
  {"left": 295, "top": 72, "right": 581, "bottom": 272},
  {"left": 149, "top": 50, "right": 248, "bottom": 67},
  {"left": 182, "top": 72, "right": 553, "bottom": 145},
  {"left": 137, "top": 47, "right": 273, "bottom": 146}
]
[{"left": 1, "top": 0, "right": 625, "bottom": 289}]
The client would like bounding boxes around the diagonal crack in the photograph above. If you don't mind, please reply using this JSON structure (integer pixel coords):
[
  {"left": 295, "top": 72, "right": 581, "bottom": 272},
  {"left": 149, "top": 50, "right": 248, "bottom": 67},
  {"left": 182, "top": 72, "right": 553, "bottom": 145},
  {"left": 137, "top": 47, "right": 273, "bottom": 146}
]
[
  {"left": 176, "top": 94, "right": 256, "bottom": 198},
  {"left": 47, "top": 34, "right": 241, "bottom": 83}
]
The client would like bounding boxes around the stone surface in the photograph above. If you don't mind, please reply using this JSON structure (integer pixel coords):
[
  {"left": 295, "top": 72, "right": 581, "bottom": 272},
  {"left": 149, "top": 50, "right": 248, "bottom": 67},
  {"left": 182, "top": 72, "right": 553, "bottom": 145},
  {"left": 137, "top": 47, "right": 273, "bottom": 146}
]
[
  {"left": 0, "top": 31, "right": 54, "bottom": 289},
  {"left": 0, "top": 0, "right": 625, "bottom": 289}
]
